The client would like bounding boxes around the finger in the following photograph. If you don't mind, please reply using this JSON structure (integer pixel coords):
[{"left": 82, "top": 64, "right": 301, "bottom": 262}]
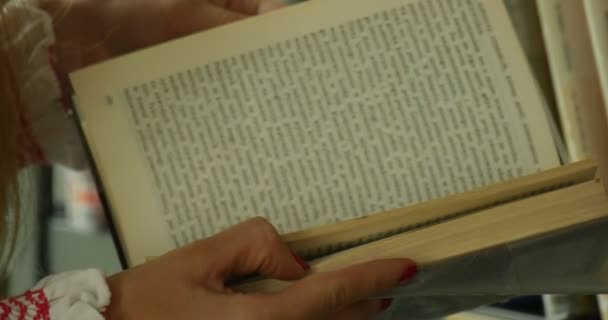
[
  {"left": 271, "top": 259, "right": 416, "bottom": 319},
  {"left": 209, "top": 0, "right": 259, "bottom": 15},
  {"left": 209, "top": 0, "right": 285, "bottom": 15},
  {"left": 332, "top": 300, "right": 392, "bottom": 320},
  {"left": 258, "top": 0, "right": 286, "bottom": 13},
  {"left": 188, "top": 217, "right": 309, "bottom": 286},
  {"left": 168, "top": 1, "right": 247, "bottom": 36}
]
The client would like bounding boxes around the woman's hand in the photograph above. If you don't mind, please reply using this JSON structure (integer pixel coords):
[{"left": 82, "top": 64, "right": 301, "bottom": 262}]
[
  {"left": 105, "top": 218, "right": 417, "bottom": 320},
  {"left": 41, "top": 0, "right": 284, "bottom": 78}
]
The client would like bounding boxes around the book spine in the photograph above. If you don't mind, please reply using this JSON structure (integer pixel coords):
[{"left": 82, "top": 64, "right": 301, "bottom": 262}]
[
  {"left": 542, "top": 294, "right": 572, "bottom": 320},
  {"left": 598, "top": 295, "right": 608, "bottom": 320}
]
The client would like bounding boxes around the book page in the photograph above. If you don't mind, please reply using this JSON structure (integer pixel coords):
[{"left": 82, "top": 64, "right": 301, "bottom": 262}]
[
  {"left": 505, "top": 0, "right": 557, "bottom": 114},
  {"left": 71, "top": 0, "right": 560, "bottom": 266},
  {"left": 505, "top": 0, "right": 569, "bottom": 164},
  {"left": 537, "top": 0, "right": 601, "bottom": 161}
]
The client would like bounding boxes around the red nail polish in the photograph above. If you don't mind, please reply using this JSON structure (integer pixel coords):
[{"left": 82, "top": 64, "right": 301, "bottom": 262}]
[
  {"left": 381, "top": 299, "right": 393, "bottom": 310},
  {"left": 293, "top": 254, "right": 310, "bottom": 270},
  {"left": 399, "top": 263, "right": 418, "bottom": 282}
]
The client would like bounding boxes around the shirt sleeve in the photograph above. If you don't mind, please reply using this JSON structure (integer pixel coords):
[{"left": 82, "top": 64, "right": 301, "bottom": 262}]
[
  {"left": 0, "top": 269, "right": 110, "bottom": 320},
  {"left": 4, "top": 0, "right": 87, "bottom": 168}
]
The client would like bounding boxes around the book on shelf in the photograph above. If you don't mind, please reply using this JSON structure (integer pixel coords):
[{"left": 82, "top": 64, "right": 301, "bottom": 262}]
[
  {"left": 583, "top": 1, "right": 608, "bottom": 316},
  {"left": 537, "top": 0, "right": 608, "bottom": 318},
  {"left": 599, "top": 294, "right": 608, "bottom": 320},
  {"left": 68, "top": 0, "right": 608, "bottom": 307},
  {"left": 447, "top": 306, "right": 544, "bottom": 320}
]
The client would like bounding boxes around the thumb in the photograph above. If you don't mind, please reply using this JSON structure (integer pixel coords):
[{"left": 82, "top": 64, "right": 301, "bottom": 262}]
[
  {"left": 191, "top": 218, "right": 309, "bottom": 286},
  {"left": 269, "top": 259, "right": 417, "bottom": 319}
]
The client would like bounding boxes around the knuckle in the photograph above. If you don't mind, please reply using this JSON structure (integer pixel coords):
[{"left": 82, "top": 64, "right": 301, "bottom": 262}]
[
  {"left": 258, "top": 237, "right": 284, "bottom": 266},
  {"left": 326, "top": 281, "right": 350, "bottom": 311},
  {"left": 244, "top": 218, "right": 284, "bottom": 259},
  {"left": 248, "top": 217, "right": 281, "bottom": 243},
  {"left": 245, "top": 217, "right": 270, "bottom": 226},
  {"left": 247, "top": 216, "right": 273, "bottom": 228}
]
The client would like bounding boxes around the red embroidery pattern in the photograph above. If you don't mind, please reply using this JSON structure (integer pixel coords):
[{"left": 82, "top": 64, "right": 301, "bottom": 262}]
[{"left": 0, "top": 290, "right": 50, "bottom": 320}]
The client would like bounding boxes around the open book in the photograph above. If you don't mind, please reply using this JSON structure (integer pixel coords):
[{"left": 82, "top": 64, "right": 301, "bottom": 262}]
[{"left": 69, "top": 0, "right": 608, "bottom": 311}]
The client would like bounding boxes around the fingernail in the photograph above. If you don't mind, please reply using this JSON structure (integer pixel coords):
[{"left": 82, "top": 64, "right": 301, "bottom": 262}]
[
  {"left": 399, "top": 263, "right": 418, "bottom": 283},
  {"left": 381, "top": 299, "right": 393, "bottom": 311},
  {"left": 293, "top": 254, "right": 310, "bottom": 270}
]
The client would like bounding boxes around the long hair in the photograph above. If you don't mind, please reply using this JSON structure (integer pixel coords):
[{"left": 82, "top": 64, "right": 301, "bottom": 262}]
[{"left": 0, "top": 0, "right": 24, "bottom": 274}]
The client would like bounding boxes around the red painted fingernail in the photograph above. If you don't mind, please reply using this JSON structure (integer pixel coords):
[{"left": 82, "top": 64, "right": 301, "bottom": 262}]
[
  {"left": 381, "top": 299, "right": 393, "bottom": 310},
  {"left": 293, "top": 254, "right": 310, "bottom": 270},
  {"left": 399, "top": 263, "right": 418, "bottom": 282}
]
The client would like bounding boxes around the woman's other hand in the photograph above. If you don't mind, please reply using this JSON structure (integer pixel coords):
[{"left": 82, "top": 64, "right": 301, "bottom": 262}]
[{"left": 41, "top": 0, "right": 284, "bottom": 76}]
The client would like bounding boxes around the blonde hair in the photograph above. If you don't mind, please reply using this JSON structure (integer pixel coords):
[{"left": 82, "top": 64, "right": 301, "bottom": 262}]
[{"left": 0, "top": 0, "right": 23, "bottom": 273}]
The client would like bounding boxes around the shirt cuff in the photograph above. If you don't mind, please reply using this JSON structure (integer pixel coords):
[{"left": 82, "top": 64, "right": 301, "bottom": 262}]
[{"left": 0, "top": 269, "right": 111, "bottom": 320}]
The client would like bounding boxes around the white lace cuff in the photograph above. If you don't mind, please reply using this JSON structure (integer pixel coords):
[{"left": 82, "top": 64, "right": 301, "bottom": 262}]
[
  {"left": 0, "top": 269, "right": 110, "bottom": 320},
  {"left": 34, "top": 269, "right": 111, "bottom": 320}
]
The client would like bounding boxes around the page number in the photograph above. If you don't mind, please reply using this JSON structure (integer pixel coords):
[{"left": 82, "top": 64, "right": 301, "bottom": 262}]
[{"left": 105, "top": 95, "right": 114, "bottom": 106}]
